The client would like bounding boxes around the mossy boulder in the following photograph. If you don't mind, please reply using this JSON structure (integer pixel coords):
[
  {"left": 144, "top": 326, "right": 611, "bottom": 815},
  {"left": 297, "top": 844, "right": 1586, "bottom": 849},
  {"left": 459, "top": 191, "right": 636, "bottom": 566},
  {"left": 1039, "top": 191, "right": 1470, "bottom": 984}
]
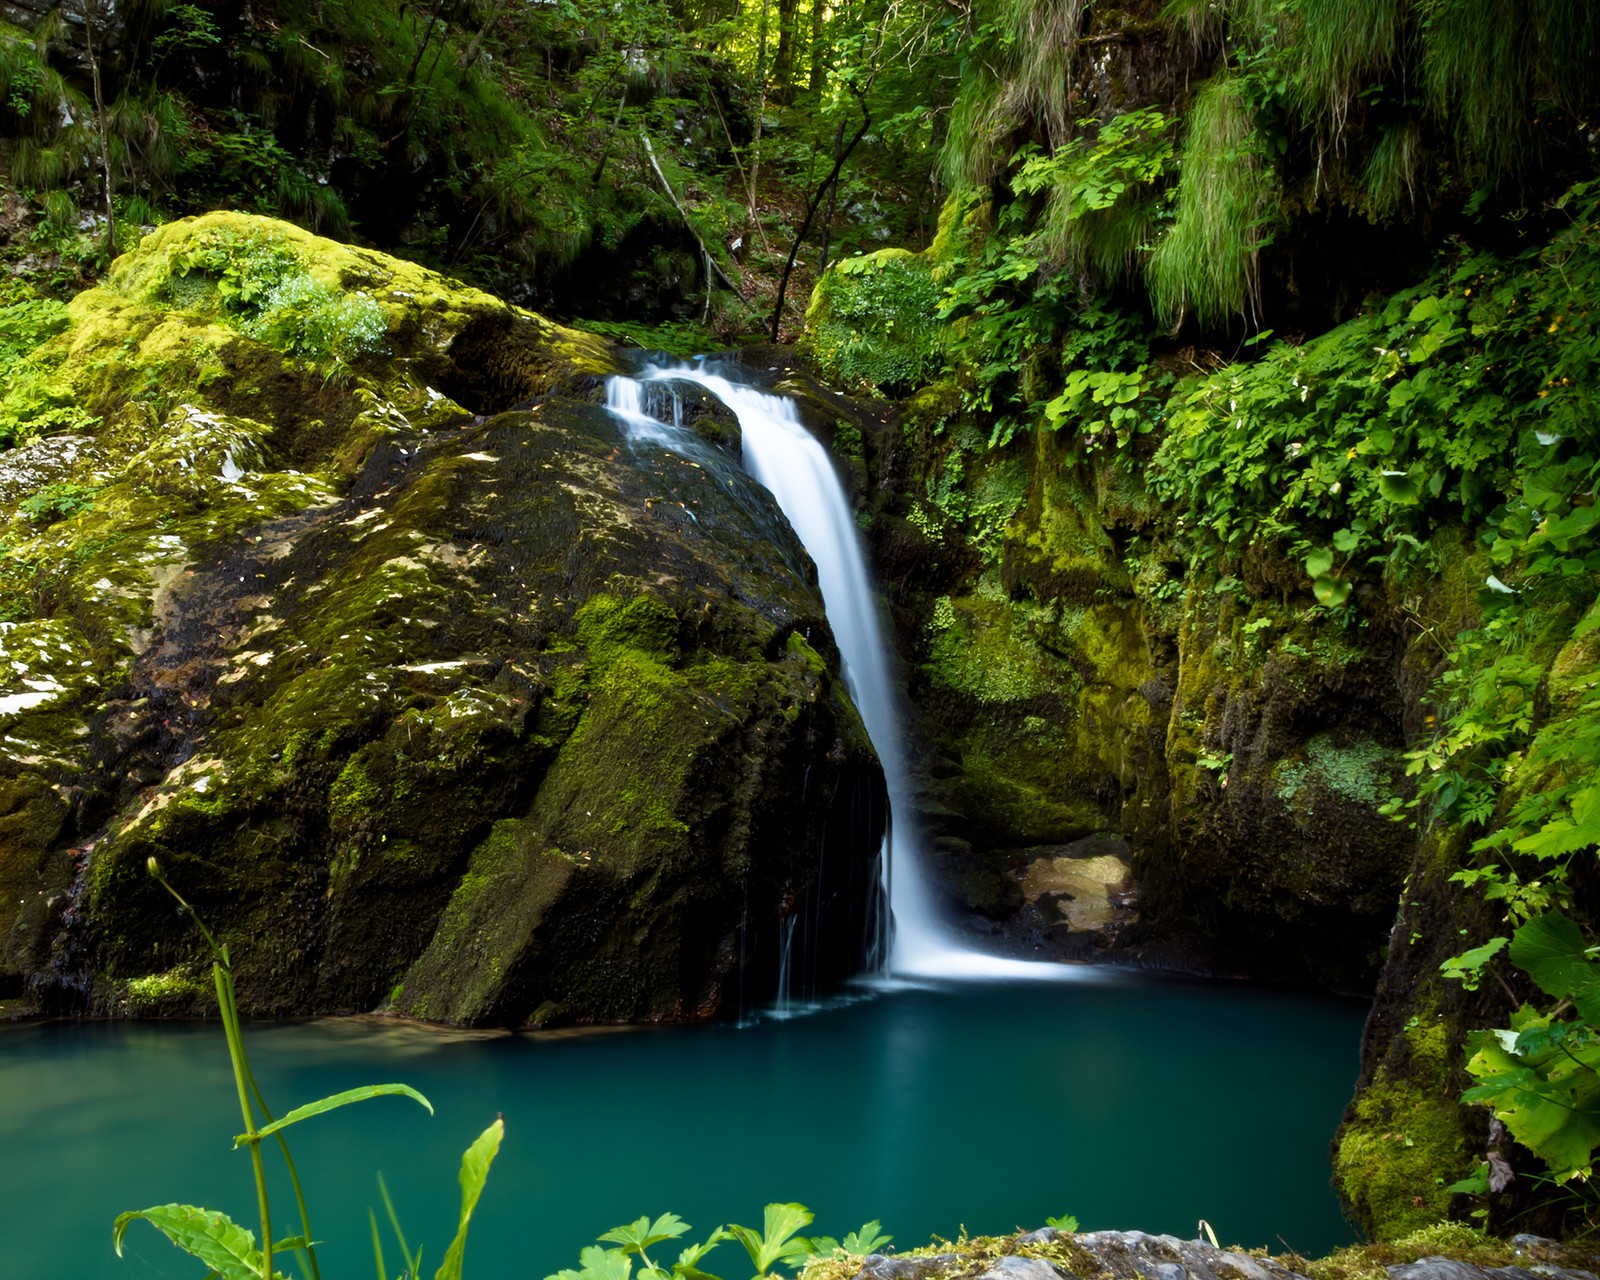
[{"left": 1, "top": 213, "right": 885, "bottom": 1024}]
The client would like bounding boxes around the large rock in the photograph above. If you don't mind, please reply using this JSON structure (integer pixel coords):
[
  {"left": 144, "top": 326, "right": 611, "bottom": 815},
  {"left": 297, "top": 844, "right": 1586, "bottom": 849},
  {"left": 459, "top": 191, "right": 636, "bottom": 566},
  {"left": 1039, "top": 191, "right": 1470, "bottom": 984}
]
[{"left": 0, "top": 213, "right": 885, "bottom": 1024}]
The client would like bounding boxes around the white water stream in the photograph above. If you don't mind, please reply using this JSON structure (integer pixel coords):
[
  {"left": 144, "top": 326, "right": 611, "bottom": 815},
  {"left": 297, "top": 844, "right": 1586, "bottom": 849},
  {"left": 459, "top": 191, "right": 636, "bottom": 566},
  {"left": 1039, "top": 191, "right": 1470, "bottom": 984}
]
[{"left": 609, "top": 366, "right": 1095, "bottom": 982}]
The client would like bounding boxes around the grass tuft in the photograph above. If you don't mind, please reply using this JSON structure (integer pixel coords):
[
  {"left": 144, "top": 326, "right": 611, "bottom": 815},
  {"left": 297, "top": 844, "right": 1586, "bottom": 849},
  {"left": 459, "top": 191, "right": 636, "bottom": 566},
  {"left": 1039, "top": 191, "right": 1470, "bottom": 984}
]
[{"left": 1146, "top": 76, "right": 1278, "bottom": 330}]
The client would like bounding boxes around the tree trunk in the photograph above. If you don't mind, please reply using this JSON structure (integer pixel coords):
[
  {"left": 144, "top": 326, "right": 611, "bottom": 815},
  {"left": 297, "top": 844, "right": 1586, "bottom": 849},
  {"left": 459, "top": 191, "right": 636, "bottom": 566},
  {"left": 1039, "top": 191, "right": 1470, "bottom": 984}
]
[
  {"left": 768, "top": 90, "right": 869, "bottom": 341},
  {"left": 772, "top": 0, "right": 799, "bottom": 100},
  {"left": 82, "top": 0, "right": 116, "bottom": 257},
  {"left": 809, "top": 0, "right": 828, "bottom": 93},
  {"left": 816, "top": 120, "right": 845, "bottom": 274}
]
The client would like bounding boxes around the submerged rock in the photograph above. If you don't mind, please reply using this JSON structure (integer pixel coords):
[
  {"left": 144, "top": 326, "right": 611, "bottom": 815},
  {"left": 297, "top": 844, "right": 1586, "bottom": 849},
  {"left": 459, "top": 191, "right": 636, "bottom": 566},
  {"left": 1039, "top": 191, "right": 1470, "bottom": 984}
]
[{"left": 0, "top": 213, "right": 886, "bottom": 1024}]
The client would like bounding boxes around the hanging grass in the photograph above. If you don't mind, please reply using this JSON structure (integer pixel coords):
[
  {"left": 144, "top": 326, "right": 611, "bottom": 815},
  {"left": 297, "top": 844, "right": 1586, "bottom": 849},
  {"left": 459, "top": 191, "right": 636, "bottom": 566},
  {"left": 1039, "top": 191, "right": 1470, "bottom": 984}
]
[
  {"left": 1146, "top": 76, "right": 1278, "bottom": 330},
  {"left": 937, "top": 0, "right": 1086, "bottom": 190},
  {"left": 1420, "top": 0, "right": 1600, "bottom": 186},
  {"left": 1284, "top": 0, "right": 1405, "bottom": 137},
  {"left": 1361, "top": 119, "right": 1424, "bottom": 217}
]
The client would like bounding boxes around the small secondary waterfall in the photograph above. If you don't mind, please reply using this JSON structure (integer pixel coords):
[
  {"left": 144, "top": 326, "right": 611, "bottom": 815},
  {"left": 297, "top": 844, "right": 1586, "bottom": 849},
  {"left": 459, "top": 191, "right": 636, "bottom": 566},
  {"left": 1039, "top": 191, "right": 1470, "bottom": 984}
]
[{"left": 610, "top": 364, "right": 1086, "bottom": 982}]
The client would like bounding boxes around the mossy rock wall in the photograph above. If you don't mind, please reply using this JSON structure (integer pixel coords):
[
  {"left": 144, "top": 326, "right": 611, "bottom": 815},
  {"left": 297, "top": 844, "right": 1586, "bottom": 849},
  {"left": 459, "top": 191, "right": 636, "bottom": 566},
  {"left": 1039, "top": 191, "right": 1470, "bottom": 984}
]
[
  {"left": 848, "top": 382, "right": 1419, "bottom": 985},
  {"left": 1, "top": 213, "right": 885, "bottom": 1025}
]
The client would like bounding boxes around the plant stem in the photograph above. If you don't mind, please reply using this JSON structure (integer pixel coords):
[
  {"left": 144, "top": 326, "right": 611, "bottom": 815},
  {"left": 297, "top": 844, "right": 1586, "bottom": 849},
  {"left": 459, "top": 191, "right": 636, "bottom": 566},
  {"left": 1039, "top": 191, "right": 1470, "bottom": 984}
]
[{"left": 215, "top": 959, "right": 274, "bottom": 1279}]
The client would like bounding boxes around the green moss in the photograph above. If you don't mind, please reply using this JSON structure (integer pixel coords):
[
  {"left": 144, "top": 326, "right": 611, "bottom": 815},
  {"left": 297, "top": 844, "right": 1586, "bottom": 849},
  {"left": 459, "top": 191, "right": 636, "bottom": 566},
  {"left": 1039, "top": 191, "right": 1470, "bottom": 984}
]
[
  {"left": 1303, "top": 1222, "right": 1530, "bottom": 1280},
  {"left": 1335, "top": 1017, "right": 1477, "bottom": 1240},
  {"left": 329, "top": 756, "right": 384, "bottom": 823},
  {"left": 1276, "top": 735, "right": 1399, "bottom": 808},
  {"left": 576, "top": 593, "right": 681, "bottom": 664},
  {"left": 926, "top": 593, "right": 1057, "bottom": 703},
  {"left": 124, "top": 967, "right": 211, "bottom": 1014},
  {"left": 785, "top": 632, "right": 828, "bottom": 679},
  {"left": 950, "top": 740, "right": 1107, "bottom": 843}
]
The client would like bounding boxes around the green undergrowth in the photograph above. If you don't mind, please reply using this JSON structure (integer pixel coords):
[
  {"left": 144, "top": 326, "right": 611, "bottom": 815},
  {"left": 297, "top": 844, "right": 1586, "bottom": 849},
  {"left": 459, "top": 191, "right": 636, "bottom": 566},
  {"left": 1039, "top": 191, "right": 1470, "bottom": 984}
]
[
  {"left": 806, "top": 248, "right": 943, "bottom": 395},
  {"left": 1144, "top": 182, "right": 1600, "bottom": 1215}
]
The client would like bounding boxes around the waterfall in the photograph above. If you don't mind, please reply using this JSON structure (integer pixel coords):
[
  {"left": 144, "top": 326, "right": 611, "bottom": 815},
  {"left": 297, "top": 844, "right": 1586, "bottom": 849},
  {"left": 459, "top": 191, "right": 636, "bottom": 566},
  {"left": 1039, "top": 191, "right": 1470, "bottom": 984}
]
[{"left": 609, "top": 365, "right": 1089, "bottom": 983}]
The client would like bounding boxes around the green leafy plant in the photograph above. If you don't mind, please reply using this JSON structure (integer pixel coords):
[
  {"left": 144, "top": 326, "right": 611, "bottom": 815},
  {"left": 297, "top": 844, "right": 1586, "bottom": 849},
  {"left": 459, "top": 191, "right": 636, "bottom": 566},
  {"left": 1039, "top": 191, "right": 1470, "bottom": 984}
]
[
  {"left": 808, "top": 250, "right": 944, "bottom": 395},
  {"left": 171, "top": 228, "right": 389, "bottom": 368},
  {"left": 115, "top": 858, "right": 503, "bottom": 1280},
  {"left": 804, "top": 1220, "right": 893, "bottom": 1258},
  {"left": 19, "top": 481, "right": 98, "bottom": 523},
  {"left": 549, "top": 1205, "right": 894, "bottom": 1280},
  {"left": 1458, "top": 913, "right": 1600, "bottom": 1181},
  {"left": 728, "top": 1203, "right": 815, "bottom": 1277}
]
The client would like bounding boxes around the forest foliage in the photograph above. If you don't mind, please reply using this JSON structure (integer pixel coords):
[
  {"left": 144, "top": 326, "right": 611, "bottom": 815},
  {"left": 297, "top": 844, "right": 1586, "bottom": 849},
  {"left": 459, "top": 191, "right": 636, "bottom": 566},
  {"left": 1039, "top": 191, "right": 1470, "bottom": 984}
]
[
  {"left": 4, "top": 0, "right": 1600, "bottom": 1241},
  {"left": 0, "top": 0, "right": 964, "bottom": 335}
]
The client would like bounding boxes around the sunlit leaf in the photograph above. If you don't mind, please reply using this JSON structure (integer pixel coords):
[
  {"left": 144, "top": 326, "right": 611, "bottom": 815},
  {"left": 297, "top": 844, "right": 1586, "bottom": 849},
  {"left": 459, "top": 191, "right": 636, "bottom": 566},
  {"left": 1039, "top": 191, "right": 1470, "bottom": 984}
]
[
  {"left": 602, "top": 1214, "right": 692, "bottom": 1254},
  {"left": 1312, "top": 575, "right": 1351, "bottom": 607},
  {"left": 240, "top": 1083, "right": 433, "bottom": 1146},
  {"left": 113, "top": 1205, "right": 283, "bottom": 1280},
  {"left": 435, "top": 1118, "right": 504, "bottom": 1280}
]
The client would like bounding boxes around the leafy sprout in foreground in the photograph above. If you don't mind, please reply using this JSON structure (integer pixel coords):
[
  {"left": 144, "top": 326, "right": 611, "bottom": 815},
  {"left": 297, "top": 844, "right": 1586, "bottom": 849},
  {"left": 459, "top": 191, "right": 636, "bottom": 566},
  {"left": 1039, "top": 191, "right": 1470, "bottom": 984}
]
[
  {"left": 114, "top": 856, "right": 503, "bottom": 1280},
  {"left": 549, "top": 1206, "right": 895, "bottom": 1280}
]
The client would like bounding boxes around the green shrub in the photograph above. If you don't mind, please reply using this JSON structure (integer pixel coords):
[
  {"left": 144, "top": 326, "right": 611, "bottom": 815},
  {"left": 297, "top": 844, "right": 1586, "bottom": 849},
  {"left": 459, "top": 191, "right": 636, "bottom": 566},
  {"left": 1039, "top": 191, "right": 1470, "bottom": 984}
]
[{"left": 805, "top": 249, "right": 943, "bottom": 395}]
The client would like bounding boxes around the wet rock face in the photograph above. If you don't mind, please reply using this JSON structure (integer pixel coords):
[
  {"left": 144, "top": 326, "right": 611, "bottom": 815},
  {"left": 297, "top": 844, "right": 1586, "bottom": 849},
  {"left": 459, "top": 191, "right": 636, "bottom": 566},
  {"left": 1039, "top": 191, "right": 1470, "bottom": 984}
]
[
  {"left": 858, "top": 395, "right": 1416, "bottom": 990},
  {"left": 1, "top": 213, "right": 885, "bottom": 1024}
]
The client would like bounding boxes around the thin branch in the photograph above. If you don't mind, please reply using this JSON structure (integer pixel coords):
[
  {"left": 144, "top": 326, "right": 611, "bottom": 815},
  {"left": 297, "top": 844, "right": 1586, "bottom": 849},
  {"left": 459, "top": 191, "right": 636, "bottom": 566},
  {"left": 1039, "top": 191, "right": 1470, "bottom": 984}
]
[
  {"left": 640, "top": 132, "right": 746, "bottom": 299},
  {"left": 768, "top": 80, "right": 870, "bottom": 341}
]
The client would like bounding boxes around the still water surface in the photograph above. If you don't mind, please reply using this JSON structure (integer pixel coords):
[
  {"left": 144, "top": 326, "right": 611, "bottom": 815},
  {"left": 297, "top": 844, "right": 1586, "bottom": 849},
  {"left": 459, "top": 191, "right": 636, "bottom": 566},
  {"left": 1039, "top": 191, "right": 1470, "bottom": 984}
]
[{"left": 2, "top": 973, "right": 1365, "bottom": 1278}]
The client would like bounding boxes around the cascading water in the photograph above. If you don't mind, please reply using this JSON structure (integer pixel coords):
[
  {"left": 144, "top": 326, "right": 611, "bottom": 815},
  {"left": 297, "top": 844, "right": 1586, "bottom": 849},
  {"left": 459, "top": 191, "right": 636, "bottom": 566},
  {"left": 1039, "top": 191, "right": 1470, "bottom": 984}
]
[{"left": 608, "top": 364, "right": 1094, "bottom": 981}]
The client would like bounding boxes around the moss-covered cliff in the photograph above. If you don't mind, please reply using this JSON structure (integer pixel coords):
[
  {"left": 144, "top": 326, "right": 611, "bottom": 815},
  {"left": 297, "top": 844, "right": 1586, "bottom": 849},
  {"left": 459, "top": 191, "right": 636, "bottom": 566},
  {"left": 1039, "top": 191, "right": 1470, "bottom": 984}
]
[
  {"left": 805, "top": 169, "right": 1600, "bottom": 1236},
  {"left": 0, "top": 212, "right": 886, "bottom": 1025}
]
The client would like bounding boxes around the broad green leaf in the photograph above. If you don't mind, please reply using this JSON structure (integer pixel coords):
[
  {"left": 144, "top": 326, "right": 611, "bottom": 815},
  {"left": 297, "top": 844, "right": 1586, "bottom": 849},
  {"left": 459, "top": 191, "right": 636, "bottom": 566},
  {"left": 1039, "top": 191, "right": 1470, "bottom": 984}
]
[
  {"left": 840, "top": 1222, "right": 892, "bottom": 1255},
  {"left": 1406, "top": 296, "right": 1445, "bottom": 323},
  {"left": 1439, "top": 935, "right": 1508, "bottom": 986},
  {"left": 672, "top": 1228, "right": 731, "bottom": 1280},
  {"left": 1331, "top": 527, "right": 1362, "bottom": 553},
  {"left": 241, "top": 1083, "right": 433, "bottom": 1146},
  {"left": 1377, "top": 470, "right": 1423, "bottom": 504},
  {"left": 1509, "top": 912, "right": 1597, "bottom": 1000},
  {"left": 1445, "top": 1162, "right": 1490, "bottom": 1195},
  {"left": 1304, "top": 547, "right": 1334, "bottom": 579},
  {"left": 551, "top": 1246, "right": 635, "bottom": 1280},
  {"left": 1465, "top": 1008, "right": 1600, "bottom": 1180},
  {"left": 601, "top": 1214, "right": 692, "bottom": 1254},
  {"left": 1541, "top": 505, "right": 1600, "bottom": 552},
  {"left": 113, "top": 1205, "right": 282, "bottom": 1280},
  {"left": 1312, "top": 576, "right": 1352, "bottom": 607},
  {"left": 728, "top": 1204, "right": 814, "bottom": 1277},
  {"left": 435, "top": 1117, "right": 504, "bottom": 1280},
  {"left": 1508, "top": 809, "right": 1600, "bottom": 862}
]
